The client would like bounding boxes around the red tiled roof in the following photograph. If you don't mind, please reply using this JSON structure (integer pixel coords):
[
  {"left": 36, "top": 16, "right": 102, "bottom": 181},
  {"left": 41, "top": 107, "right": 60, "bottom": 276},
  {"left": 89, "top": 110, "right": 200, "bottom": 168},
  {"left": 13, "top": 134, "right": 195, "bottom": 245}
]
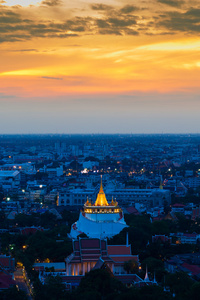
[
  {"left": 110, "top": 255, "right": 138, "bottom": 263},
  {"left": 182, "top": 263, "right": 200, "bottom": 275},
  {"left": 126, "top": 207, "right": 139, "bottom": 215},
  {"left": 74, "top": 241, "right": 79, "bottom": 250},
  {"left": 81, "top": 250, "right": 101, "bottom": 254},
  {"left": 101, "top": 240, "right": 106, "bottom": 250},
  {"left": 0, "top": 256, "right": 15, "bottom": 270},
  {"left": 115, "top": 274, "right": 142, "bottom": 284},
  {"left": 21, "top": 227, "right": 43, "bottom": 235},
  {"left": 172, "top": 203, "right": 185, "bottom": 207},
  {"left": 182, "top": 233, "right": 197, "bottom": 238},
  {"left": 107, "top": 245, "right": 131, "bottom": 256},
  {"left": 0, "top": 274, "right": 15, "bottom": 290},
  {"left": 80, "top": 239, "right": 100, "bottom": 249},
  {"left": 152, "top": 235, "right": 171, "bottom": 243}
]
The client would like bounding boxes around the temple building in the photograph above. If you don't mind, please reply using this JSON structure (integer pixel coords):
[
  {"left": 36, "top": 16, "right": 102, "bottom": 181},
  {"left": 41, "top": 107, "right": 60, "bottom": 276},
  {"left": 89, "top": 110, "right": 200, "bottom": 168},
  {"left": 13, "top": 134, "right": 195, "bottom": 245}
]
[
  {"left": 65, "top": 237, "right": 139, "bottom": 276},
  {"left": 39, "top": 237, "right": 142, "bottom": 289},
  {"left": 69, "top": 177, "right": 128, "bottom": 239}
]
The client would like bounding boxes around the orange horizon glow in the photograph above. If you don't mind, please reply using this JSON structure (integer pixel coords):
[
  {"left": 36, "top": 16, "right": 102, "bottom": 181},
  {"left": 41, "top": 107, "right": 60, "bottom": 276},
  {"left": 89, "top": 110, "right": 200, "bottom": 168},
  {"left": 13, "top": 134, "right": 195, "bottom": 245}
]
[
  {"left": 1, "top": 0, "right": 200, "bottom": 134},
  {"left": 0, "top": 1, "right": 200, "bottom": 99},
  {"left": 1, "top": 36, "right": 200, "bottom": 98}
]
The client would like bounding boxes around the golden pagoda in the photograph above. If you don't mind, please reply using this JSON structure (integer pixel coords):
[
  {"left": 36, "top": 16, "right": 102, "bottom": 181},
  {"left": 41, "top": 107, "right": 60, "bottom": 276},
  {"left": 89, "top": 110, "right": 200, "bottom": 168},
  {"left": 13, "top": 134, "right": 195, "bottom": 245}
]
[
  {"left": 83, "top": 176, "right": 121, "bottom": 214},
  {"left": 70, "top": 176, "right": 128, "bottom": 239},
  {"left": 94, "top": 176, "right": 109, "bottom": 206}
]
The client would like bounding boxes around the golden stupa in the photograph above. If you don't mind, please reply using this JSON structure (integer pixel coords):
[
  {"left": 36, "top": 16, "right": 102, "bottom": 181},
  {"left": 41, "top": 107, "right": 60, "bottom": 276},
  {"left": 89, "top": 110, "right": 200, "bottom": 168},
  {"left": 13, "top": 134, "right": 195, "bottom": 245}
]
[
  {"left": 70, "top": 176, "right": 128, "bottom": 239},
  {"left": 94, "top": 176, "right": 109, "bottom": 206},
  {"left": 83, "top": 176, "right": 120, "bottom": 214}
]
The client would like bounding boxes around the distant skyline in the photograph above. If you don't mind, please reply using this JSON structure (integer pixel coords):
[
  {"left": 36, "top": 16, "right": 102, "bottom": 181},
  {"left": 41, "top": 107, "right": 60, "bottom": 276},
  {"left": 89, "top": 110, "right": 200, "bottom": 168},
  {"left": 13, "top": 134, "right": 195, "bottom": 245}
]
[{"left": 0, "top": 0, "right": 200, "bottom": 134}]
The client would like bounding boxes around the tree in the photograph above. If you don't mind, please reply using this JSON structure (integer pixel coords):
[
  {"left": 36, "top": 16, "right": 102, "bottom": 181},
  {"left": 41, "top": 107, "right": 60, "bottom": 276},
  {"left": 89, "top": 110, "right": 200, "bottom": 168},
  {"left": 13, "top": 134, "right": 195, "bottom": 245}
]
[
  {"left": 0, "top": 286, "right": 28, "bottom": 300},
  {"left": 124, "top": 259, "right": 138, "bottom": 274},
  {"left": 190, "top": 282, "right": 200, "bottom": 300},
  {"left": 34, "top": 276, "right": 67, "bottom": 300},
  {"left": 77, "top": 269, "right": 125, "bottom": 299},
  {"left": 166, "top": 271, "right": 193, "bottom": 299}
]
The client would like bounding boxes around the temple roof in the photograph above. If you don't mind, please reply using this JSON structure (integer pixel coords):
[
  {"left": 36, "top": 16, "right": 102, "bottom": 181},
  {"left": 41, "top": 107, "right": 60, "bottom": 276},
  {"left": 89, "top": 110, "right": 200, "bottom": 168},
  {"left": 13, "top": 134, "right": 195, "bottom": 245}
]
[
  {"left": 94, "top": 176, "right": 109, "bottom": 206},
  {"left": 68, "top": 238, "right": 113, "bottom": 263}
]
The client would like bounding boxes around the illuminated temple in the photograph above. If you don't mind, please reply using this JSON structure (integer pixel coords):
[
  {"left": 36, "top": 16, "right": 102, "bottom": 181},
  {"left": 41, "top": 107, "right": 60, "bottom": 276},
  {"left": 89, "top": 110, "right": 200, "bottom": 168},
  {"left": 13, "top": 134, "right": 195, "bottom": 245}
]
[{"left": 69, "top": 177, "right": 128, "bottom": 239}]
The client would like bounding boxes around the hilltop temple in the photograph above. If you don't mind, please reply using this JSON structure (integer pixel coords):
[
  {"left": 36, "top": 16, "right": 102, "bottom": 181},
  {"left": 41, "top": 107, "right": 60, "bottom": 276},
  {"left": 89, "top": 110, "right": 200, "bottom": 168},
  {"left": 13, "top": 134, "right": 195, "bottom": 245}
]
[{"left": 69, "top": 177, "right": 128, "bottom": 239}]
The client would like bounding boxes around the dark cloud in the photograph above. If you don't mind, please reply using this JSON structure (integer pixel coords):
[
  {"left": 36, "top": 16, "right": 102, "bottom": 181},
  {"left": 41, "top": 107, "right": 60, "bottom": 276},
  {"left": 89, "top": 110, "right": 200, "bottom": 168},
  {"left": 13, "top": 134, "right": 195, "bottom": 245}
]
[
  {"left": 0, "top": 11, "right": 25, "bottom": 24},
  {"left": 95, "top": 13, "right": 138, "bottom": 35},
  {"left": 8, "top": 49, "right": 38, "bottom": 52},
  {"left": 108, "top": 17, "right": 137, "bottom": 27},
  {"left": 120, "top": 5, "right": 138, "bottom": 14},
  {"left": 185, "top": 8, "right": 200, "bottom": 17},
  {"left": 91, "top": 4, "right": 113, "bottom": 11},
  {"left": 158, "top": 8, "right": 200, "bottom": 32},
  {"left": 41, "top": 0, "right": 63, "bottom": 6},
  {"left": 125, "top": 29, "right": 139, "bottom": 35},
  {"left": 50, "top": 18, "right": 89, "bottom": 32},
  {"left": 0, "top": 6, "right": 139, "bottom": 41},
  {"left": 5, "top": 2, "right": 200, "bottom": 42},
  {"left": 0, "top": 34, "right": 31, "bottom": 43},
  {"left": 157, "top": 0, "right": 185, "bottom": 8},
  {"left": 96, "top": 19, "right": 110, "bottom": 29},
  {"left": 41, "top": 76, "right": 63, "bottom": 80},
  {"left": 0, "top": 9, "right": 82, "bottom": 42},
  {"left": 98, "top": 29, "right": 122, "bottom": 35}
]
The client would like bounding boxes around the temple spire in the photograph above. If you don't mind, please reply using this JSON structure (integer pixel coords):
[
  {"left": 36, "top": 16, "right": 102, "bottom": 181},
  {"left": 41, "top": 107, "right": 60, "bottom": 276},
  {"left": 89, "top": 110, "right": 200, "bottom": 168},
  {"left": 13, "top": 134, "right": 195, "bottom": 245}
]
[
  {"left": 94, "top": 176, "right": 109, "bottom": 206},
  {"left": 144, "top": 265, "right": 150, "bottom": 282},
  {"left": 99, "top": 175, "right": 104, "bottom": 192}
]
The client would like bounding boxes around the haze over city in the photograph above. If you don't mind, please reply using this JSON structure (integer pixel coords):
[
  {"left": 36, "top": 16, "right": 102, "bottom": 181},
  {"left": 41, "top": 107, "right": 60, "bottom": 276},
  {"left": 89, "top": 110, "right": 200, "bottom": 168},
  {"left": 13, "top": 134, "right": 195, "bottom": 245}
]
[{"left": 0, "top": 0, "right": 200, "bottom": 133}]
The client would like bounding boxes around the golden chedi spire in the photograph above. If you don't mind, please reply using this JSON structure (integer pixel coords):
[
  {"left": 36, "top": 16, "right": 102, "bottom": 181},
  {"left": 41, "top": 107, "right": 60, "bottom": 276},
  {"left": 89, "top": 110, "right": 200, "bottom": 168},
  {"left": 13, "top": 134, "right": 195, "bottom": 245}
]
[
  {"left": 95, "top": 176, "right": 109, "bottom": 206},
  {"left": 111, "top": 197, "right": 115, "bottom": 206},
  {"left": 85, "top": 196, "right": 91, "bottom": 206}
]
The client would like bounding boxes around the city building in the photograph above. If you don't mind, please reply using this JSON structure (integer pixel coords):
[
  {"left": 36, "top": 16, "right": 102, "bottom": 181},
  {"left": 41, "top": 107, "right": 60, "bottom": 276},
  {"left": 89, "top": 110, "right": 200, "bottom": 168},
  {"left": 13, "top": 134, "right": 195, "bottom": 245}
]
[
  {"left": 105, "top": 187, "right": 171, "bottom": 208},
  {"left": 0, "top": 170, "right": 20, "bottom": 191},
  {"left": 58, "top": 186, "right": 171, "bottom": 209}
]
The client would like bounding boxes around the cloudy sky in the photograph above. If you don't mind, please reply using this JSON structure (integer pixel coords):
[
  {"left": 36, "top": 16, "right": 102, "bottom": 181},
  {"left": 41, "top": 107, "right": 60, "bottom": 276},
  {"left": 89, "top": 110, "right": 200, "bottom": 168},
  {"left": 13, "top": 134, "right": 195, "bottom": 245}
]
[{"left": 0, "top": 0, "right": 200, "bottom": 133}]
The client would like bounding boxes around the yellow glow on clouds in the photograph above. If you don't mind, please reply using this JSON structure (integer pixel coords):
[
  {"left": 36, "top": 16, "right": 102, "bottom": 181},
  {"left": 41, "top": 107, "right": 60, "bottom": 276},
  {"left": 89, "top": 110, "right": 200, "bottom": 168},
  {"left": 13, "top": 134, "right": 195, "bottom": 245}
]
[{"left": 0, "top": 1, "right": 200, "bottom": 99}]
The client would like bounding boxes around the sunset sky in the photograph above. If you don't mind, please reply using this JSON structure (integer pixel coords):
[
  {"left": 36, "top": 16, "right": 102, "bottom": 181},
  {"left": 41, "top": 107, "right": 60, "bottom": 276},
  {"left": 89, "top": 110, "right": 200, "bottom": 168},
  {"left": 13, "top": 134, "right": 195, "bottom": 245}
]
[{"left": 0, "top": 0, "right": 200, "bottom": 133}]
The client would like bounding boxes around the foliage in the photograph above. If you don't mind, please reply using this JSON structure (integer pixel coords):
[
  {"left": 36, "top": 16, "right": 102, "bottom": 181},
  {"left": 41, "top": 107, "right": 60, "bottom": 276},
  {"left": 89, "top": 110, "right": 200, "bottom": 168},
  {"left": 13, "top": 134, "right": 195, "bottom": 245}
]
[
  {"left": 0, "top": 286, "right": 28, "bottom": 300},
  {"left": 22, "top": 230, "right": 72, "bottom": 263},
  {"left": 76, "top": 269, "right": 126, "bottom": 300},
  {"left": 190, "top": 282, "right": 200, "bottom": 300},
  {"left": 100, "top": 285, "right": 172, "bottom": 300},
  {"left": 166, "top": 271, "right": 193, "bottom": 300},
  {"left": 124, "top": 259, "right": 138, "bottom": 274},
  {"left": 61, "top": 209, "right": 79, "bottom": 227},
  {"left": 34, "top": 276, "right": 68, "bottom": 300},
  {"left": 141, "top": 257, "right": 166, "bottom": 282}
]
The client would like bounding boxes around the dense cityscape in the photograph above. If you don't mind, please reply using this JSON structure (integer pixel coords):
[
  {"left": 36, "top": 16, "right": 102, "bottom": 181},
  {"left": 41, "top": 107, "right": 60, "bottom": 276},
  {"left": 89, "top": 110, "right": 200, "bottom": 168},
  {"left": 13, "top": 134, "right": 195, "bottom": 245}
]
[
  {"left": 1, "top": 0, "right": 199, "bottom": 298},
  {"left": 0, "top": 134, "right": 200, "bottom": 299}
]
